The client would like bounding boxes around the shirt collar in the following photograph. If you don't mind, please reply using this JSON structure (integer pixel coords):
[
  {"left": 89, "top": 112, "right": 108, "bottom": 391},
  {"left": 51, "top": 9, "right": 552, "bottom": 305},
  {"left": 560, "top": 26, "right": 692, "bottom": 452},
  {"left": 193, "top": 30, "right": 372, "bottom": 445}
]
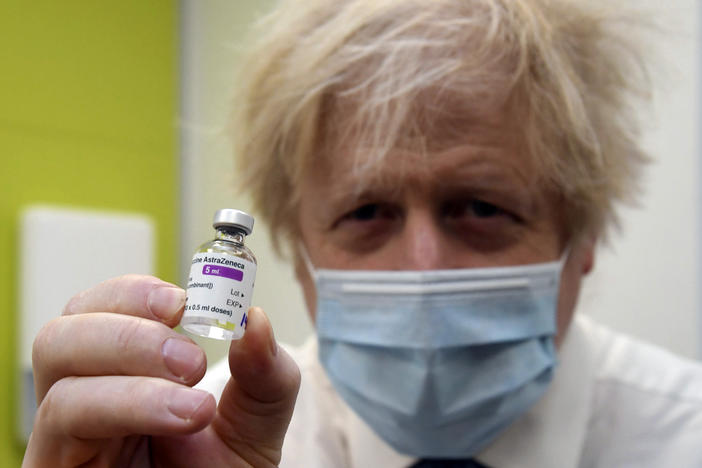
[
  {"left": 477, "top": 314, "right": 595, "bottom": 468},
  {"left": 327, "top": 314, "right": 595, "bottom": 468}
]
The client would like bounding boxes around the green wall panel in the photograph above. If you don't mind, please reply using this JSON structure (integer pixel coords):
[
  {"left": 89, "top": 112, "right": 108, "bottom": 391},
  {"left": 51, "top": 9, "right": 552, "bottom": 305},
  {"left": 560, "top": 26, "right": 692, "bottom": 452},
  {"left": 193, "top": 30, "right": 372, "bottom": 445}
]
[{"left": 0, "top": 2, "right": 177, "bottom": 465}]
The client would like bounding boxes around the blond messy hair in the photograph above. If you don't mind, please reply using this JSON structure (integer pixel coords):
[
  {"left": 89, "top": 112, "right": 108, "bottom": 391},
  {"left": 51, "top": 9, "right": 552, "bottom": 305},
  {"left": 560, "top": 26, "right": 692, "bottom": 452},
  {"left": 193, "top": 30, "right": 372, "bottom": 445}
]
[{"left": 231, "top": 0, "right": 651, "bottom": 256}]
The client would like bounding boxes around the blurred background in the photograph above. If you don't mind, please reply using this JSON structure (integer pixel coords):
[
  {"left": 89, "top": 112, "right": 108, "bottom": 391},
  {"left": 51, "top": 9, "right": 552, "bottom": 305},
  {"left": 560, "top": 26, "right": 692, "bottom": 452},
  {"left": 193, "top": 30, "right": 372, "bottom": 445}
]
[{"left": 1, "top": 1, "right": 699, "bottom": 465}]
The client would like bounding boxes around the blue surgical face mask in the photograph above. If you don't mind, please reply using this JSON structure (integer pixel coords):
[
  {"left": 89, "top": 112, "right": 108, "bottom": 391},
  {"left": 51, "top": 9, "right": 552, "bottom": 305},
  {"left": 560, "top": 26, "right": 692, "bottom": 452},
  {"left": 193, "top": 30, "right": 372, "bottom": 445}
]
[{"left": 303, "top": 249, "right": 567, "bottom": 458}]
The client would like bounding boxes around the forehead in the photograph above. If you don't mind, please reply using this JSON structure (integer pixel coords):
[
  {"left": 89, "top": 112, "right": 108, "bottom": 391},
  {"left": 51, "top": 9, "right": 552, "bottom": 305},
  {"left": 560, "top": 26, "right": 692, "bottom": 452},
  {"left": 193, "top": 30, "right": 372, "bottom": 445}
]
[{"left": 310, "top": 100, "right": 538, "bottom": 194}]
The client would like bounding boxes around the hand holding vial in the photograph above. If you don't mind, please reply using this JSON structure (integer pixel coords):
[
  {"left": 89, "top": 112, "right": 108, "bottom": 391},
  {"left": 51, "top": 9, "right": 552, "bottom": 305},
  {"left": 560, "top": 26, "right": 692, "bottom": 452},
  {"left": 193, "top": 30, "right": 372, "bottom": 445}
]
[{"left": 23, "top": 273, "right": 300, "bottom": 467}]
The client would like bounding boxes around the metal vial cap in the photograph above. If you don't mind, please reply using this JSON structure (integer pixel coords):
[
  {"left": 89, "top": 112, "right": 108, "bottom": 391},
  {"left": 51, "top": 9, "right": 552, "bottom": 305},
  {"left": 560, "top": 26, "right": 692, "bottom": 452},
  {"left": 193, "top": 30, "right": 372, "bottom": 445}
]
[{"left": 212, "top": 209, "right": 254, "bottom": 235}]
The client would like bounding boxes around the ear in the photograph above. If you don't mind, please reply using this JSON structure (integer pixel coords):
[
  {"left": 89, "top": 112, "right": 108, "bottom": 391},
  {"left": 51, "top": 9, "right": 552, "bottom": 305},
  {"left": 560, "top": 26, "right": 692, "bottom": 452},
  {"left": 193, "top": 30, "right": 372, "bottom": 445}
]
[{"left": 579, "top": 233, "right": 597, "bottom": 275}]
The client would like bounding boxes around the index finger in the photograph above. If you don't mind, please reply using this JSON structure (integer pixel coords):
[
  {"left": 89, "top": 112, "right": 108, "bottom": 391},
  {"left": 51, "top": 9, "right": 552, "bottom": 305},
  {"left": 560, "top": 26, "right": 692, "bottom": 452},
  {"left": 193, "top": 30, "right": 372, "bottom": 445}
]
[{"left": 62, "top": 274, "right": 186, "bottom": 327}]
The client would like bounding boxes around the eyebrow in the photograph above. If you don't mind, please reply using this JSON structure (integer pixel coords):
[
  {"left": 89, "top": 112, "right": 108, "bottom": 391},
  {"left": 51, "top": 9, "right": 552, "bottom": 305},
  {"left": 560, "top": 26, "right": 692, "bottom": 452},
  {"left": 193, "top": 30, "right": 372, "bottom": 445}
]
[
  {"left": 320, "top": 141, "right": 541, "bottom": 216},
  {"left": 325, "top": 179, "right": 403, "bottom": 213}
]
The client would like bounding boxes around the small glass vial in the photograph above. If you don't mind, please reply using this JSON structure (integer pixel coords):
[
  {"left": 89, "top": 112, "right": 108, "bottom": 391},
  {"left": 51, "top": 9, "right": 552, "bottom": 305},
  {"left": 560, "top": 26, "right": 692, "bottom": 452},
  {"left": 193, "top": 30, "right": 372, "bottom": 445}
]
[{"left": 181, "top": 209, "right": 257, "bottom": 340}]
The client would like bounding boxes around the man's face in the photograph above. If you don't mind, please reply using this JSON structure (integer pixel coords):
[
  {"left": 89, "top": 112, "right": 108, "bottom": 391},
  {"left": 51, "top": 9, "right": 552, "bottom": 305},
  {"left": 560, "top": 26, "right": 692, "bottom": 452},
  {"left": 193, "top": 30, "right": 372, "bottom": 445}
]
[{"left": 295, "top": 107, "right": 594, "bottom": 344}]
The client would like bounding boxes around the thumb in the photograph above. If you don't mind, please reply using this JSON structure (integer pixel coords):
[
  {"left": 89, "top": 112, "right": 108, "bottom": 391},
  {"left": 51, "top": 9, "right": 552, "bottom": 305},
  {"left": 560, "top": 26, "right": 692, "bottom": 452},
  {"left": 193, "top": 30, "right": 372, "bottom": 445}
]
[{"left": 212, "top": 307, "right": 301, "bottom": 466}]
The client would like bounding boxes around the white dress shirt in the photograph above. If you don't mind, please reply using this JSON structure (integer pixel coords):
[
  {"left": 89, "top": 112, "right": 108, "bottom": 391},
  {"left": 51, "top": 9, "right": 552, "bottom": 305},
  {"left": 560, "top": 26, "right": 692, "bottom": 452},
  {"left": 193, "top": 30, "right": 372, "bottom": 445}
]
[{"left": 198, "top": 314, "right": 702, "bottom": 467}]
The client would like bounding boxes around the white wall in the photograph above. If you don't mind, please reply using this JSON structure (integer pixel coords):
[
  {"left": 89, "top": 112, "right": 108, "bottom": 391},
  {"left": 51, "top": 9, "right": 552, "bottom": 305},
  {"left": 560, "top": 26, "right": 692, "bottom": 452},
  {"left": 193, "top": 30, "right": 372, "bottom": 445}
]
[
  {"left": 180, "top": 0, "right": 312, "bottom": 363},
  {"left": 579, "top": 1, "right": 701, "bottom": 359},
  {"left": 180, "top": 1, "right": 701, "bottom": 361}
]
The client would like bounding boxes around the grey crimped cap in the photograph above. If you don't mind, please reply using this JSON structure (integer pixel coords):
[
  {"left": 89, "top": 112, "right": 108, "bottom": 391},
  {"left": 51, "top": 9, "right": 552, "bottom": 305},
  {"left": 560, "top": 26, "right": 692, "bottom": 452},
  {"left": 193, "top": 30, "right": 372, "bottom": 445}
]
[{"left": 213, "top": 209, "right": 254, "bottom": 235}]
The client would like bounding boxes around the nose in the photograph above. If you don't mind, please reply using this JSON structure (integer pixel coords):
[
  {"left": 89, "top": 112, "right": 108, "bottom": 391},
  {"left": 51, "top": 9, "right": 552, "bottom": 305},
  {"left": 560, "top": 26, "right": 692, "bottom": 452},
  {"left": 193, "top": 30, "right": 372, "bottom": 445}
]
[{"left": 398, "top": 207, "right": 447, "bottom": 270}]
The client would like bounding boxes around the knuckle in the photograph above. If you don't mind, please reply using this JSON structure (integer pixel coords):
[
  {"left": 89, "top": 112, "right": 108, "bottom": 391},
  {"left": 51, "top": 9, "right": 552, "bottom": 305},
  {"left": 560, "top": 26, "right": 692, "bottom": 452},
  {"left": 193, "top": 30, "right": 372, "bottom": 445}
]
[
  {"left": 63, "top": 274, "right": 169, "bottom": 316},
  {"left": 32, "top": 317, "right": 63, "bottom": 372},
  {"left": 113, "top": 317, "right": 165, "bottom": 364},
  {"left": 105, "top": 274, "right": 170, "bottom": 315},
  {"left": 125, "top": 376, "right": 154, "bottom": 405},
  {"left": 115, "top": 318, "right": 148, "bottom": 354},
  {"left": 35, "top": 377, "right": 74, "bottom": 433},
  {"left": 62, "top": 289, "right": 87, "bottom": 316},
  {"left": 35, "top": 378, "right": 101, "bottom": 467},
  {"left": 106, "top": 273, "right": 154, "bottom": 285},
  {"left": 108, "top": 274, "right": 166, "bottom": 292},
  {"left": 101, "top": 275, "right": 144, "bottom": 313}
]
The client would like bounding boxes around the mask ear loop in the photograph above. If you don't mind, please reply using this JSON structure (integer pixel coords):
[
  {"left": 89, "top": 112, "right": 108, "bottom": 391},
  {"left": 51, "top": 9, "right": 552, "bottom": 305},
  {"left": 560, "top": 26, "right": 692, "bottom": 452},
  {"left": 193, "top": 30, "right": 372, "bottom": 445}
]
[
  {"left": 559, "top": 243, "right": 572, "bottom": 268},
  {"left": 298, "top": 242, "right": 318, "bottom": 280}
]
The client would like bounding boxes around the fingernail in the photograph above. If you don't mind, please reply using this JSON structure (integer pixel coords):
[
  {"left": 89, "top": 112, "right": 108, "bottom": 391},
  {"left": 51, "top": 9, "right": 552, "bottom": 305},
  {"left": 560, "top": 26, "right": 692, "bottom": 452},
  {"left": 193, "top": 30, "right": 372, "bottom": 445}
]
[
  {"left": 259, "top": 307, "right": 278, "bottom": 357},
  {"left": 162, "top": 338, "right": 205, "bottom": 381},
  {"left": 168, "top": 387, "right": 210, "bottom": 421},
  {"left": 270, "top": 327, "right": 279, "bottom": 357},
  {"left": 148, "top": 287, "right": 185, "bottom": 320}
]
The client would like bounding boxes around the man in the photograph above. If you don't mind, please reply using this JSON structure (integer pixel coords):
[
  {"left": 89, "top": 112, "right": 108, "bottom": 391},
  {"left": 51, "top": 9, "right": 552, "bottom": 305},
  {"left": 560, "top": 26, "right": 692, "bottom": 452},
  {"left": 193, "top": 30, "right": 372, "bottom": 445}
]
[{"left": 24, "top": 1, "right": 702, "bottom": 467}]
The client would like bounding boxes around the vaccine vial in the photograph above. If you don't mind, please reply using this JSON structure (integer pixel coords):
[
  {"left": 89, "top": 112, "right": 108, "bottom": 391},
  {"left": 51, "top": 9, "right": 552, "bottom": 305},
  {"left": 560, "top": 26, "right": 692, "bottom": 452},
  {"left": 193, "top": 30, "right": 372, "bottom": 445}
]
[{"left": 181, "top": 209, "right": 257, "bottom": 340}]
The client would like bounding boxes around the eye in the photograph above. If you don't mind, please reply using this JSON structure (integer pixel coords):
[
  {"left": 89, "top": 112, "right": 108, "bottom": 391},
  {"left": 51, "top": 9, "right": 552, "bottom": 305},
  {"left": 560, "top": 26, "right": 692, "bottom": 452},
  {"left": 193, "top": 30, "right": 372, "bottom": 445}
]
[
  {"left": 333, "top": 201, "right": 401, "bottom": 230},
  {"left": 330, "top": 202, "right": 401, "bottom": 252},
  {"left": 348, "top": 203, "right": 382, "bottom": 221},
  {"left": 468, "top": 200, "right": 500, "bottom": 218},
  {"left": 444, "top": 199, "right": 505, "bottom": 219},
  {"left": 335, "top": 203, "right": 400, "bottom": 225},
  {"left": 442, "top": 198, "right": 522, "bottom": 250}
]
